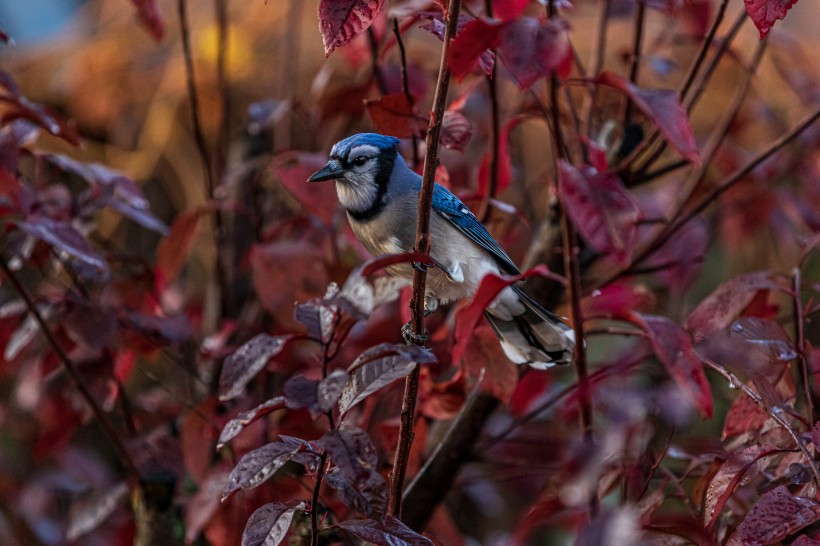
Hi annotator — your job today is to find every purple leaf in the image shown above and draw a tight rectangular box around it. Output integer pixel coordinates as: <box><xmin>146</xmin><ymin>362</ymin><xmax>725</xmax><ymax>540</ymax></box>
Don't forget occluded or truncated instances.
<box><xmin>242</xmin><ymin>501</ymin><xmax>306</xmax><ymax>546</ymax></box>
<box><xmin>318</xmin><ymin>428</ymin><xmax>386</xmax><ymax>516</ymax></box>
<box><xmin>685</xmin><ymin>271</ymin><xmax>786</xmax><ymax>342</ymax></box>
<box><xmin>219</xmin><ymin>334</ymin><xmax>293</xmax><ymax>401</ymax></box>
<box><xmin>318</xmin><ymin>369</ymin><xmax>349</xmax><ymax>412</ymax></box>
<box><xmin>16</xmin><ymin>217</ymin><xmax>108</xmax><ymax>272</ymax></box>
<box><xmin>294</xmin><ymin>284</ymin><xmax>345</xmax><ymax>343</ymax></box>
<box><xmin>497</xmin><ymin>17</ymin><xmax>572</xmax><ymax>88</ymax></box>
<box><xmin>595</xmin><ymin>71</ymin><xmax>700</xmax><ymax>166</ymax></box>
<box><xmin>558</xmin><ymin>161</ymin><xmax>640</xmax><ymax>266</ymax></box>
<box><xmin>337</xmin><ymin>516</ymin><xmax>434</xmax><ymax>546</ymax></box>
<box><xmin>66</xmin><ymin>482</ymin><xmax>129</xmax><ymax>541</ymax></box>
<box><xmin>318</xmin><ymin>0</ymin><xmax>386</xmax><ymax>56</ymax></box>
<box><xmin>324</xmin><ymin>470</ymin><xmax>387</xmax><ymax>517</ymax></box>
<box><xmin>222</xmin><ymin>439</ymin><xmax>301</xmax><ymax>502</ymax></box>
<box><xmin>340</xmin><ymin>344</ymin><xmax>436</xmax><ymax>415</ymax></box>
<box><xmin>218</xmin><ymin>397</ymin><xmax>287</xmax><ymax>450</ymax></box>
<box><xmin>284</xmin><ymin>376</ymin><xmax>319</xmax><ymax>411</ymax></box>
<box><xmin>733</xmin><ymin>486</ymin><xmax>820</xmax><ymax>544</ymax></box>
<box><xmin>440</xmin><ymin>110</ymin><xmax>473</xmax><ymax>150</ymax></box>
<box><xmin>0</xmin><ymin>71</ymin><xmax>80</xmax><ymax>146</ymax></box>
<box><xmin>628</xmin><ymin>313</ymin><xmax>713</xmax><ymax>417</ymax></box>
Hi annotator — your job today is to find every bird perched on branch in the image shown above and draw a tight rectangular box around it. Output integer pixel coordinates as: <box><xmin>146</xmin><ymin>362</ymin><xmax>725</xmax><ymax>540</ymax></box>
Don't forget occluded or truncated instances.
<box><xmin>308</xmin><ymin>133</ymin><xmax>574</xmax><ymax>368</ymax></box>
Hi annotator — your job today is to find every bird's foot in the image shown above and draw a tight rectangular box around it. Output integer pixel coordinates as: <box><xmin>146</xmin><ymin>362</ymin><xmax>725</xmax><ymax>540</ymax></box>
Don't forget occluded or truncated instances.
<box><xmin>402</xmin><ymin>322</ymin><xmax>430</xmax><ymax>346</ymax></box>
<box><xmin>412</xmin><ymin>261</ymin><xmax>429</xmax><ymax>273</ymax></box>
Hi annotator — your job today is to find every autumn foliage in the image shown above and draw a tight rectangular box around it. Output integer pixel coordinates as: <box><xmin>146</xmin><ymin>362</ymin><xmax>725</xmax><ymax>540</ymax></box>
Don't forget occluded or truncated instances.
<box><xmin>0</xmin><ymin>0</ymin><xmax>818</xmax><ymax>545</ymax></box>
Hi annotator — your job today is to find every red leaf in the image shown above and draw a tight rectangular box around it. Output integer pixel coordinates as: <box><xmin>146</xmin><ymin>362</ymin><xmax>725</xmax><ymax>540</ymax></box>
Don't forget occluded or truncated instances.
<box><xmin>250</xmin><ymin>242</ymin><xmax>330</xmax><ymax>319</ymax></box>
<box><xmin>734</xmin><ymin>486</ymin><xmax>820</xmax><ymax>545</ymax></box>
<box><xmin>318</xmin><ymin>428</ymin><xmax>387</xmax><ymax>516</ymax></box>
<box><xmin>440</xmin><ymin>110</ymin><xmax>473</xmax><ymax>150</ymax></box>
<box><xmin>497</xmin><ymin>17</ymin><xmax>571</xmax><ymax>88</ymax></box>
<box><xmin>337</xmin><ymin>516</ymin><xmax>434</xmax><ymax>546</ymax></box>
<box><xmin>628</xmin><ymin>313</ymin><xmax>713</xmax><ymax>417</ymax></box>
<box><xmin>218</xmin><ymin>334</ymin><xmax>294</xmax><ymax>401</ymax></box>
<box><xmin>340</xmin><ymin>343</ymin><xmax>436</xmax><ymax>415</ymax></box>
<box><xmin>558</xmin><ymin>161</ymin><xmax>640</xmax><ymax>266</ymax></box>
<box><xmin>492</xmin><ymin>0</ymin><xmax>530</xmax><ymax>20</ymax></box>
<box><xmin>452</xmin><ymin>264</ymin><xmax>560</xmax><ymax>365</ymax></box>
<box><xmin>595</xmin><ymin>71</ymin><xmax>700</xmax><ymax>166</ymax></box>
<box><xmin>477</xmin><ymin>116</ymin><xmax>522</xmax><ymax>197</ymax></box>
<box><xmin>447</xmin><ymin>18</ymin><xmax>505</xmax><ymax>79</ymax></box>
<box><xmin>743</xmin><ymin>0</ymin><xmax>797</xmax><ymax>39</ymax></box>
<box><xmin>222</xmin><ymin>439</ymin><xmax>301</xmax><ymax>501</ymax></box>
<box><xmin>218</xmin><ymin>397</ymin><xmax>287</xmax><ymax>450</ymax></box>
<box><xmin>685</xmin><ymin>271</ymin><xmax>786</xmax><ymax>342</ymax></box>
<box><xmin>463</xmin><ymin>324</ymin><xmax>518</xmax><ymax>404</ymax></box>
<box><xmin>508</xmin><ymin>372</ymin><xmax>550</xmax><ymax>417</ymax></box>
<box><xmin>643</xmin><ymin>217</ymin><xmax>709</xmax><ymax>294</ymax></box>
<box><xmin>271</xmin><ymin>151</ymin><xmax>340</xmax><ymax>225</ymax></box>
<box><xmin>185</xmin><ymin>465</ymin><xmax>232</xmax><ymax>543</ymax></box>
<box><xmin>421</xmin><ymin>14</ymin><xmax>496</xmax><ymax>77</ymax></box>
<box><xmin>0</xmin><ymin>71</ymin><xmax>80</xmax><ymax>146</ymax></box>
<box><xmin>156</xmin><ymin>209</ymin><xmax>202</xmax><ymax>286</ymax></box>
<box><xmin>365</xmin><ymin>92</ymin><xmax>418</xmax><ymax>137</ymax></box>
<box><xmin>580</xmin><ymin>282</ymin><xmax>655</xmax><ymax>319</ymax></box>
<box><xmin>242</xmin><ymin>501</ymin><xmax>306</xmax><ymax>546</ymax></box>
<box><xmin>318</xmin><ymin>0</ymin><xmax>386</xmax><ymax>56</ymax></box>
<box><xmin>128</xmin><ymin>0</ymin><xmax>164</xmax><ymax>42</ymax></box>
<box><xmin>722</xmin><ymin>393</ymin><xmax>768</xmax><ymax>439</ymax></box>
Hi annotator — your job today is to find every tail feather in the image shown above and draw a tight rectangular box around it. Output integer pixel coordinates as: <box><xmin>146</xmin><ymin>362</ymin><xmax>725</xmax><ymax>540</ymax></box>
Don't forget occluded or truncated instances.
<box><xmin>484</xmin><ymin>287</ymin><xmax>575</xmax><ymax>369</ymax></box>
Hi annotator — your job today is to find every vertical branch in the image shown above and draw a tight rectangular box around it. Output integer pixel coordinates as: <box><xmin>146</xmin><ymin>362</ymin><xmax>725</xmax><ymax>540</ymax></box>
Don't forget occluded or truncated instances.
<box><xmin>623</xmin><ymin>1</ymin><xmax>645</xmax><ymax>125</ymax></box>
<box><xmin>479</xmin><ymin>0</ymin><xmax>500</xmax><ymax>222</ymax></box>
<box><xmin>310</xmin><ymin>335</ymin><xmax>336</xmax><ymax>546</ymax></box>
<box><xmin>367</xmin><ymin>27</ymin><xmax>388</xmax><ymax>95</ymax></box>
<box><xmin>214</xmin><ymin>0</ymin><xmax>231</xmax><ymax>184</ymax></box>
<box><xmin>392</xmin><ymin>17</ymin><xmax>420</xmax><ymax>168</ymax></box>
<box><xmin>793</xmin><ymin>267</ymin><xmax>813</xmax><ymax>424</ymax></box>
<box><xmin>177</xmin><ymin>0</ymin><xmax>231</xmax><ymax>319</ymax></box>
<box><xmin>584</xmin><ymin>0</ymin><xmax>611</xmax><ymax>142</ymax></box>
<box><xmin>0</xmin><ymin>259</ymin><xmax>140</xmax><ymax>484</ymax></box>
<box><xmin>548</xmin><ymin>0</ymin><xmax>596</xmax><ymax>517</ymax></box>
<box><xmin>388</xmin><ymin>0</ymin><xmax>462</xmax><ymax>519</ymax></box>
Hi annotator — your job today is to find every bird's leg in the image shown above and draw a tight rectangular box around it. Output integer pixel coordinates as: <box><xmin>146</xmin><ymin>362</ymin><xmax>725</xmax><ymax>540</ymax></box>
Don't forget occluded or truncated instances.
<box><xmin>411</xmin><ymin>261</ymin><xmax>429</xmax><ymax>273</ymax></box>
<box><xmin>401</xmin><ymin>294</ymin><xmax>438</xmax><ymax>345</ymax></box>
<box><xmin>424</xmin><ymin>294</ymin><xmax>439</xmax><ymax>317</ymax></box>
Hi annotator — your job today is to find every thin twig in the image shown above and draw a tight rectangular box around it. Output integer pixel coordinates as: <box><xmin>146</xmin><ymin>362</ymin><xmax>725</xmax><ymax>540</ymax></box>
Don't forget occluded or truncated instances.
<box><xmin>623</xmin><ymin>1</ymin><xmax>645</xmax><ymax>125</ymax></box>
<box><xmin>702</xmin><ymin>357</ymin><xmax>820</xmax><ymax>486</ymax></box>
<box><xmin>392</xmin><ymin>17</ymin><xmax>420</xmax><ymax>168</ymax></box>
<box><xmin>793</xmin><ymin>267</ymin><xmax>814</xmax><ymax>423</ymax></box>
<box><xmin>214</xmin><ymin>0</ymin><xmax>230</xmax><ymax>184</ymax></box>
<box><xmin>367</xmin><ymin>27</ymin><xmax>388</xmax><ymax>95</ymax></box>
<box><xmin>389</xmin><ymin>0</ymin><xmax>462</xmax><ymax>519</ymax></box>
<box><xmin>479</xmin><ymin>0</ymin><xmax>500</xmax><ymax>223</ymax></box>
<box><xmin>584</xmin><ymin>0</ymin><xmax>611</xmax><ymax>144</ymax></box>
<box><xmin>0</xmin><ymin>259</ymin><xmax>140</xmax><ymax>484</ymax></box>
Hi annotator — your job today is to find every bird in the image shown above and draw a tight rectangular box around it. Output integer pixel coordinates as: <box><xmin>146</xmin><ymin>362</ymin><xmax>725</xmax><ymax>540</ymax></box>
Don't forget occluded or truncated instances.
<box><xmin>307</xmin><ymin>133</ymin><xmax>575</xmax><ymax>368</ymax></box>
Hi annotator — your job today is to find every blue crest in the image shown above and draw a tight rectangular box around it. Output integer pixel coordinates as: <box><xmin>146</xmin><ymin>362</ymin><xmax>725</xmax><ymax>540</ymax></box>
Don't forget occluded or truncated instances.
<box><xmin>331</xmin><ymin>133</ymin><xmax>400</xmax><ymax>159</ymax></box>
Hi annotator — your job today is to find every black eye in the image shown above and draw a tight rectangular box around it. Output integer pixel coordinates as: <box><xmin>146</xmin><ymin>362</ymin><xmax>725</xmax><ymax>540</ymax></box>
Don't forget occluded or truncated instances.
<box><xmin>351</xmin><ymin>156</ymin><xmax>368</xmax><ymax>167</ymax></box>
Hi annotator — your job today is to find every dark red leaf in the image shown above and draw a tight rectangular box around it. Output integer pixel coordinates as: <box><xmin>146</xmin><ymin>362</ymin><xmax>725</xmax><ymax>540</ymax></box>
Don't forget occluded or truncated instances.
<box><xmin>126</xmin><ymin>311</ymin><xmax>192</xmax><ymax>344</ymax></box>
<box><xmin>722</xmin><ymin>393</ymin><xmax>768</xmax><ymax>439</ymax></box>
<box><xmin>477</xmin><ymin>116</ymin><xmax>522</xmax><ymax>197</ymax></box>
<box><xmin>463</xmin><ymin>324</ymin><xmax>518</xmax><ymax>404</ymax></box>
<box><xmin>421</xmin><ymin>14</ymin><xmax>496</xmax><ymax>76</ymax></box>
<box><xmin>440</xmin><ymin>110</ymin><xmax>473</xmax><ymax>150</ymax></box>
<box><xmin>580</xmin><ymin>282</ymin><xmax>655</xmax><ymax>320</ymax></box>
<box><xmin>16</xmin><ymin>217</ymin><xmax>108</xmax><ymax>272</ymax></box>
<box><xmin>743</xmin><ymin>0</ymin><xmax>797</xmax><ymax>39</ymax></box>
<box><xmin>595</xmin><ymin>71</ymin><xmax>700</xmax><ymax>166</ymax></box>
<box><xmin>793</xmin><ymin>535</ymin><xmax>820</xmax><ymax>546</ymax></box>
<box><xmin>318</xmin><ymin>0</ymin><xmax>386</xmax><ymax>56</ymax></box>
<box><xmin>497</xmin><ymin>17</ymin><xmax>571</xmax><ymax>88</ymax></box>
<box><xmin>156</xmin><ymin>209</ymin><xmax>202</xmax><ymax>286</ymax></box>
<box><xmin>447</xmin><ymin>18</ymin><xmax>505</xmax><ymax>79</ymax></box>
<box><xmin>734</xmin><ymin>485</ymin><xmax>820</xmax><ymax>545</ymax></box>
<box><xmin>222</xmin><ymin>439</ymin><xmax>301</xmax><ymax>501</ymax></box>
<box><xmin>251</xmin><ymin>242</ymin><xmax>330</xmax><ymax>320</ymax></box>
<box><xmin>340</xmin><ymin>343</ymin><xmax>436</xmax><ymax>415</ymax></box>
<box><xmin>218</xmin><ymin>397</ymin><xmax>287</xmax><ymax>450</ymax></box>
<box><xmin>697</xmin><ymin>317</ymin><xmax>797</xmax><ymax>380</ymax></box>
<box><xmin>358</xmin><ymin>251</ymin><xmax>434</xmax><ymax>277</ymax></box>
<box><xmin>685</xmin><ymin>272</ymin><xmax>787</xmax><ymax>342</ymax></box>
<box><xmin>242</xmin><ymin>501</ymin><xmax>306</xmax><ymax>546</ymax></box>
<box><xmin>271</xmin><ymin>151</ymin><xmax>340</xmax><ymax>225</ymax></box>
<box><xmin>337</xmin><ymin>516</ymin><xmax>434</xmax><ymax>546</ymax></box>
<box><xmin>219</xmin><ymin>334</ymin><xmax>293</xmax><ymax>401</ymax></box>
<box><xmin>628</xmin><ymin>313</ymin><xmax>713</xmax><ymax>417</ymax></box>
<box><xmin>185</xmin><ymin>465</ymin><xmax>232</xmax><ymax>543</ymax></box>
<box><xmin>0</xmin><ymin>71</ymin><xmax>80</xmax><ymax>146</ymax></box>
<box><xmin>558</xmin><ymin>161</ymin><xmax>640</xmax><ymax>266</ymax></box>
<box><xmin>642</xmin><ymin>217</ymin><xmax>709</xmax><ymax>294</ymax></box>
<box><xmin>128</xmin><ymin>0</ymin><xmax>165</xmax><ymax>42</ymax></box>
<box><xmin>492</xmin><ymin>0</ymin><xmax>529</xmax><ymax>20</ymax></box>
<box><xmin>452</xmin><ymin>264</ymin><xmax>560</xmax><ymax>366</ymax></box>
<box><xmin>365</xmin><ymin>92</ymin><xmax>419</xmax><ymax>138</ymax></box>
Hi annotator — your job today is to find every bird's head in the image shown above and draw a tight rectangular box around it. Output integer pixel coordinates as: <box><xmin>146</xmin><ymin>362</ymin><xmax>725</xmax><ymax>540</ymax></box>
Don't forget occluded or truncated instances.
<box><xmin>308</xmin><ymin>133</ymin><xmax>401</xmax><ymax>217</ymax></box>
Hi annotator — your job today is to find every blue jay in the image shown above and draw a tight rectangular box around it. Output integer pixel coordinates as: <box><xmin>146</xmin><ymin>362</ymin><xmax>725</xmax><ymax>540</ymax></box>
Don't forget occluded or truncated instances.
<box><xmin>308</xmin><ymin>133</ymin><xmax>574</xmax><ymax>368</ymax></box>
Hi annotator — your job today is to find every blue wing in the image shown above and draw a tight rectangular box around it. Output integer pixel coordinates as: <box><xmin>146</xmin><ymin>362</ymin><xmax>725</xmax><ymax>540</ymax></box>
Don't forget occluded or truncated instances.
<box><xmin>431</xmin><ymin>184</ymin><xmax>520</xmax><ymax>275</ymax></box>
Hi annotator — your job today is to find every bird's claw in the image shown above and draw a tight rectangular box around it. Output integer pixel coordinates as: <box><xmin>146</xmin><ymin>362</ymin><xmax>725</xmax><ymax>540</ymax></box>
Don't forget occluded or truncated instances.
<box><xmin>402</xmin><ymin>322</ymin><xmax>430</xmax><ymax>346</ymax></box>
<box><xmin>412</xmin><ymin>261</ymin><xmax>429</xmax><ymax>273</ymax></box>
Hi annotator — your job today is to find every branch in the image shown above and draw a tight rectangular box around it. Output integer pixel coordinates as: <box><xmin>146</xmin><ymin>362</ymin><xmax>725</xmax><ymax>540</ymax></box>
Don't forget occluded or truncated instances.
<box><xmin>793</xmin><ymin>267</ymin><xmax>814</xmax><ymax>424</ymax></box>
<box><xmin>622</xmin><ymin>1</ymin><xmax>645</xmax><ymax>125</ymax></box>
<box><xmin>479</xmin><ymin>0</ymin><xmax>500</xmax><ymax>223</ymax></box>
<box><xmin>0</xmin><ymin>259</ymin><xmax>139</xmax><ymax>484</ymax></box>
<box><xmin>367</xmin><ymin>27</ymin><xmax>388</xmax><ymax>95</ymax></box>
<box><xmin>392</xmin><ymin>17</ymin><xmax>420</xmax><ymax>168</ymax></box>
<box><xmin>388</xmin><ymin>0</ymin><xmax>462</xmax><ymax>519</ymax></box>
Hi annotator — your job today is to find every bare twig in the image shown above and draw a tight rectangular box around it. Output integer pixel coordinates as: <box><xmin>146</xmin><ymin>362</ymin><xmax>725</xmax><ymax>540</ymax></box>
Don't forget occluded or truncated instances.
<box><xmin>367</xmin><ymin>27</ymin><xmax>388</xmax><ymax>95</ymax></box>
<box><xmin>214</xmin><ymin>0</ymin><xmax>230</xmax><ymax>184</ymax></box>
<box><xmin>623</xmin><ymin>1</ymin><xmax>645</xmax><ymax>125</ymax></box>
<box><xmin>392</xmin><ymin>17</ymin><xmax>420</xmax><ymax>168</ymax></box>
<box><xmin>388</xmin><ymin>0</ymin><xmax>463</xmax><ymax>519</ymax></box>
<box><xmin>0</xmin><ymin>259</ymin><xmax>140</xmax><ymax>484</ymax></box>
<box><xmin>479</xmin><ymin>0</ymin><xmax>501</xmax><ymax>223</ymax></box>
<box><xmin>793</xmin><ymin>267</ymin><xmax>814</xmax><ymax>424</ymax></box>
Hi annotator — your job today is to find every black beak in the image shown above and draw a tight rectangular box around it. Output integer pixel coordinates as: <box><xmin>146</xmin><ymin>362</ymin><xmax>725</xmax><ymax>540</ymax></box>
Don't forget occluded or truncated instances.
<box><xmin>307</xmin><ymin>161</ymin><xmax>344</xmax><ymax>182</ymax></box>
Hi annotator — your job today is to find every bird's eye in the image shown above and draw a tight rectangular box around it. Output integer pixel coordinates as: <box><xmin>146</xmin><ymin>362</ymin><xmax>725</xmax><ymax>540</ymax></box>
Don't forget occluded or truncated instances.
<box><xmin>351</xmin><ymin>156</ymin><xmax>368</xmax><ymax>167</ymax></box>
